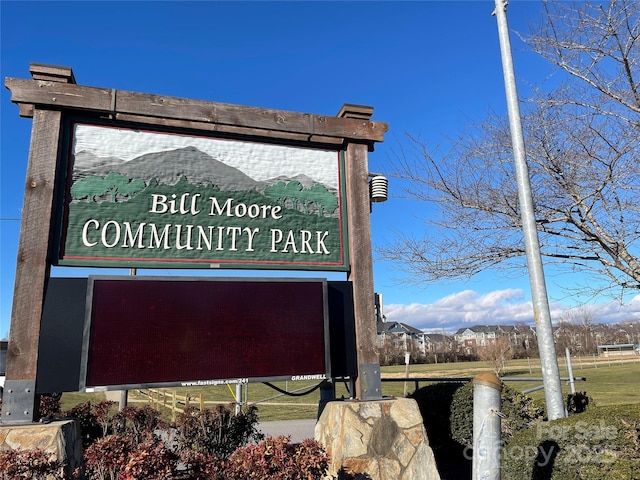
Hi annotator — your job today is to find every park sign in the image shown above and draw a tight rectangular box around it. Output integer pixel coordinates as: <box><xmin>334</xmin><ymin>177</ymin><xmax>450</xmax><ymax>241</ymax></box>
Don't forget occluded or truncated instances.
<box><xmin>2</xmin><ymin>64</ymin><xmax>387</xmax><ymax>424</ymax></box>
<box><xmin>59</xmin><ymin>123</ymin><xmax>348</xmax><ymax>270</ymax></box>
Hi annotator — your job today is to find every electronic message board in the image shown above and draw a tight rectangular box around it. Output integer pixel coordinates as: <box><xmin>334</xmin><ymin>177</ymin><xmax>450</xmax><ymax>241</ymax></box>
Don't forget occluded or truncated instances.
<box><xmin>80</xmin><ymin>276</ymin><xmax>330</xmax><ymax>390</ymax></box>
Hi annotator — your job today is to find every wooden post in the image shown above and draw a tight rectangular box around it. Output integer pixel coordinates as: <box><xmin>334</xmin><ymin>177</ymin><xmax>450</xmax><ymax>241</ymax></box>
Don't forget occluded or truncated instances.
<box><xmin>1</xmin><ymin>65</ymin><xmax>73</xmax><ymax>424</ymax></box>
<box><xmin>339</xmin><ymin>104</ymin><xmax>382</xmax><ymax>400</ymax></box>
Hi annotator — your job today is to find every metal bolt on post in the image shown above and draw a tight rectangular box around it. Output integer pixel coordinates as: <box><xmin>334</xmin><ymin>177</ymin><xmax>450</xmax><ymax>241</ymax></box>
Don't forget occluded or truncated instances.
<box><xmin>473</xmin><ymin>372</ymin><xmax>503</xmax><ymax>480</ymax></box>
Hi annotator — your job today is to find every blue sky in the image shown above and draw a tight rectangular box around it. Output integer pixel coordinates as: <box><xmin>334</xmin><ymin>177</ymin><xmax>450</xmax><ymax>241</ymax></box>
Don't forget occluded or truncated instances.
<box><xmin>2</xmin><ymin>0</ymin><xmax>639</xmax><ymax>338</ymax></box>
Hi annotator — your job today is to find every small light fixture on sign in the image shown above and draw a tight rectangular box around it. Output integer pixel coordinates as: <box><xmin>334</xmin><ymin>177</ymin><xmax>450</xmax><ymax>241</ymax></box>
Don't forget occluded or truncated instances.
<box><xmin>369</xmin><ymin>175</ymin><xmax>388</xmax><ymax>203</ymax></box>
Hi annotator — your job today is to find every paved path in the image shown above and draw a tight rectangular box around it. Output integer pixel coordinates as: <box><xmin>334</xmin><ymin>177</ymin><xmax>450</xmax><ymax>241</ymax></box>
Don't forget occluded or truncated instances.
<box><xmin>257</xmin><ymin>418</ymin><xmax>317</xmax><ymax>443</ymax></box>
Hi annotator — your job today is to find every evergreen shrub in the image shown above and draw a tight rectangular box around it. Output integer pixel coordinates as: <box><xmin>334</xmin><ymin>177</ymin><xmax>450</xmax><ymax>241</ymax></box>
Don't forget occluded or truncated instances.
<box><xmin>501</xmin><ymin>404</ymin><xmax>640</xmax><ymax>480</ymax></box>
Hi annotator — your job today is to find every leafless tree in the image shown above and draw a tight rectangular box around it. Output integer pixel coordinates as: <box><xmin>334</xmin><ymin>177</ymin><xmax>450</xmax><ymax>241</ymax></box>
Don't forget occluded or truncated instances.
<box><xmin>383</xmin><ymin>0</ymin><xmax>640</xmax><ymax>298</ymax></box>
<box><xmin>477</xmin><ymin>336</ymin><xmax>514</xmax><ymax>375</ymax></box>
<box><xmin>555</xmin><ymin>306</ymin><xmax>598</xmax><ymax>354</ymax></box>
<box><xmin>558</xmin><ymin>306</ymin><xmax>598</xmax><ymax>354</ymax></box>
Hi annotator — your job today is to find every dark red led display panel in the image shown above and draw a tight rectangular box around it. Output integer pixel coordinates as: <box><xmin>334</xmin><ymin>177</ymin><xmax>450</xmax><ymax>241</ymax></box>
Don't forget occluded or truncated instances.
<box><xmin>80</xmin><ymin>276</ymin><xmax>329</xmax><ymax>389</ymax></box>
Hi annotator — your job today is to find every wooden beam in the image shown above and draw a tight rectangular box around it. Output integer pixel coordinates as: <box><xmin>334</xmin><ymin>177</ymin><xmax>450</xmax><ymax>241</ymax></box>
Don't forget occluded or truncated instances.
<box><xmin>2</xmin><ymin>109</ymin><xmax>62</xmax><ymax>423</ymax></box>
<box><xmin>6</xmin><ymin>109</ymin><xmax>61</xmax><ymax>379</ymax></box>
<box><xmin>5</xmin><ymin>76</ymin><xmax>387</xmax><ymax>148</ymax></box>
<box><xmin>114</xmin><ymin>113</ymin><xmax>346</xmax><ymax>146</ymax></box>
<box><xmin>341</xmin><ymin>105</ymin><xmax>382</xmax><ymax>400</ymax></box>
<box><xmin>5</xmin><ymin>78</ymin><xmax>112</xmax><ymax>116</ymax></box>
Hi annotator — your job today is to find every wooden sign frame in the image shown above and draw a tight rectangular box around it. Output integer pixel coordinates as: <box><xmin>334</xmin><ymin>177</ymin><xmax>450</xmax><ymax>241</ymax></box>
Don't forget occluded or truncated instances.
<box><xmin>2</xmin><ymin>63</ymin><xmax>387</xmax><ymax>423</ymax></box>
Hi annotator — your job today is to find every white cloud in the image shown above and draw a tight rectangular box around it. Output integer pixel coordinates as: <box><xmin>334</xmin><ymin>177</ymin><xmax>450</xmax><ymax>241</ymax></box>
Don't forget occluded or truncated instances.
<box><xmin>384</xmin><ymin>290</ymin><xmax>640</xmax><ymax>333</ymax></box>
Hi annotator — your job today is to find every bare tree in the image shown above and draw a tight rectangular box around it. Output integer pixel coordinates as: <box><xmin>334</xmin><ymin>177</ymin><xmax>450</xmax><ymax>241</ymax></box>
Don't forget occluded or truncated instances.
<box><xmin>477</xmin><ymin>336</ymin><xmax>514</xmax><ymax>376</ymax></box>
<box><xmin>383</xmin><ymin>0</ymin><xmax>640</xmax><ymax>297</ymax></box>
<box><xmin>558</xmin><ymin>306</ymin><xmax>598</xmax><ymax>354</ymax></box>
<box><xmin>528</xmin><ymin>0</ymin><xmax>640</xmax><ymax>117</ymax></box>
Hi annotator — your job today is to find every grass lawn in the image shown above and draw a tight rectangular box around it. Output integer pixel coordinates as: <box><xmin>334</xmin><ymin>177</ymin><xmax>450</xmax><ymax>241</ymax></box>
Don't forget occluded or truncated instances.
<box><xmin>58</xmin><ymin>357</ymin><xmax>640</xmax><ymax>421</ymax></box>
<box><xmin>506</xmin><ymin>362</ymin><xmax>640</xmax><ymax>407</ymax></box>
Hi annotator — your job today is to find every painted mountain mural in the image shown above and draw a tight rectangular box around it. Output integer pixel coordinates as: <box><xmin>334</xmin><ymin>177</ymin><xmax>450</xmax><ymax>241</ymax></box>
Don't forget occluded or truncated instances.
<box><xmin>74</xmin><ymin>147</ymin><xmax>336</xmax><ymax>194</ymax></box>
<box><xmin>76</xmin><ymin>146</ymin><xmax>265</xmax><ymax>191</ymax></box>
<box><xmin>70</xmin><ymin>147</ymin><xmax>339</xmax><ymax>217</ymax></box>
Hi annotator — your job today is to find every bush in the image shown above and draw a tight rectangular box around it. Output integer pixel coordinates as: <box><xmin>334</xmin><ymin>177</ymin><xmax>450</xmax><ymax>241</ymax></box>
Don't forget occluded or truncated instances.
<box><xmin>178</xmin><ymin>450</ymin><xmax>227</xmax><ymax>480</ymax></box>
<box><xmin>449</xmin><ymin>380</ymin><xmax>544</xmax><ymax>447</ymax></box>
<box><xmin>5</xmin><ymin>401</ymin><xmax>341</xmax><ymax>479</ymax></box>
<box><xmin>502</xmin><ymin>404</ymin><xmax>640</xmax><ymax>480</ymax></box>
<box><xmin>64</xmin><ymin>400</ymin><xmax>115</xmax><ymax>447</ymax></box>
<box><xmin>119</xmin><ymin>438</ymin><xmax>178</xmax><ymax>480</ymax></box>
<box><xmin>84</xmin><ymin>435</ymin><xmax>132</xmax><ymax>480</ymax></box>
<box><xmin>79</xmin><ymin>403</ymin><xmax>263</xmax><ymax>478</ymax></box>
<box><xmin>39</xmin><ymin>393</ymin><xmax>63</xmax><ymax>419</ymax></box>
<box><xmin>225</xmin><ymin>436</ymin><xmax>329</xmax><ymax>480</ymax></box>
<box><xmin>0</xmin><ymin>448</ymin><xmax>66</xmax><ymax>479</ymax></box>
<box><xmin>409</xmin><ymin>380</ymin><xmax>545</xmax><ymax>479</ymax></box>
<box><xmin>174</xmin><ymin>404</ymin><xmax>263</xmax><ymax>458</ymax></box>
<box><xmin>409</xmin><ymin>382</ymin><xmax>466</xmax><ymax>453</ymax></box>
<box><xmin>111</xmin><ymin>405</ymin><xmax>166</xmax><ymax>446</ymax></box>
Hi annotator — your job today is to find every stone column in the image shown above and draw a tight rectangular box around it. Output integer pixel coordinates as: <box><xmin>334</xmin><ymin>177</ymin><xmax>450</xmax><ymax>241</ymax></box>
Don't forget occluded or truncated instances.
<box><xmin>315</xmin><ymin>397</ymin><xmax>441</xmax><ymax>479</ymax></box>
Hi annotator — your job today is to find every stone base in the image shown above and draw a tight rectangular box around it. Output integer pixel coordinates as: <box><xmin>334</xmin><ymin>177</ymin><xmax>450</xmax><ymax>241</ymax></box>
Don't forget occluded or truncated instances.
<box><xmin>0</xmin><ymin>419</ymin><xmax>83</xmax><ymax>477</ymax></box>
<box><xmin>315</xmin><ymin>397</ymin><xmax>441</xmax><ymax>480</ymax></box>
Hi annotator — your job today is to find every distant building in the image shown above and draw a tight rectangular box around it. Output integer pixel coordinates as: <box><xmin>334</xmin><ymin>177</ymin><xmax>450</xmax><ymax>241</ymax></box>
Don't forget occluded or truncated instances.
<box><xmin>596</xmin><ymin>343</ymin><xmax>639</xmax><ymax>357</ymax></box>
<box><xmin>454</xmin><ymin>324</ymin><xmax>536</xmax><ymax>353</ymax></box>
<box><xmin>375</xmin><ymin>315</ymin><xmax>455</xmax><ymax>365</ymax></box>
<box><xmin>422</xmin><ymin>333</ymin><xmax>453</xmax><ymax>353</ymax></box>
<box><xmin>377</xmin><ymin>319</ymin><xmax>429</xmax><ymax>355</ymax></box>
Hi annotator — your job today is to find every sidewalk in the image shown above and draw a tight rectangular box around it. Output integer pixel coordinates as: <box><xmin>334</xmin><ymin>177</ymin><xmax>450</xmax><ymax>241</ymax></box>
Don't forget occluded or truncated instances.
<box><xmin>257</xmin><ymin>418</ymin><xmax>317</xmax><ymax>443</ymax></box>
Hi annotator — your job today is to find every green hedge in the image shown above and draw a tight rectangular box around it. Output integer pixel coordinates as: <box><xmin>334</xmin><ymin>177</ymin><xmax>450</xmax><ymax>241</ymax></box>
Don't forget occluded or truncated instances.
<box><xmin>502</xmin><ymin>404</ymin><xmax>640</xmax><ymax>479</ymax></box>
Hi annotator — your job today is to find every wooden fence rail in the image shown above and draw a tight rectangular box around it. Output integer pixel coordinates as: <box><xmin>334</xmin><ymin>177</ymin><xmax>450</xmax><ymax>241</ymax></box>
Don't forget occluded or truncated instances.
<box><xmin>522</xmin><ymin>353</ymin><xmax>640</xmax><ymax>374</ymax></box>
<box><xmin>135</xmin><ymin>389</ymin><xmax>205</xmax><ymax>421</ymax></box>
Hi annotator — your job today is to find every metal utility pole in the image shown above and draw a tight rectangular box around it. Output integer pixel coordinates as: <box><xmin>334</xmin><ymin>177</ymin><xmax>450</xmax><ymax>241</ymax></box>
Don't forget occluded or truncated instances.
<box><xmin>493</xmin><ymin>0</ymin><xmax>566</xmax><ymax>420</ymax></box>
